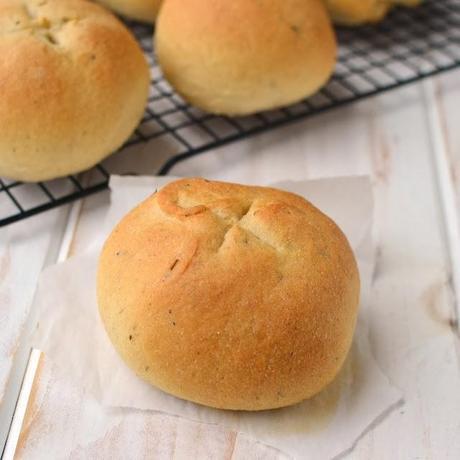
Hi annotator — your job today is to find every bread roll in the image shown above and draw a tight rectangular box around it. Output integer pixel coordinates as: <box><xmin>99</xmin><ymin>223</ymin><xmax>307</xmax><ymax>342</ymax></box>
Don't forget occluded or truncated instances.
<box><xmin>97</xmin><ymin>178</ymin><xmax>360</xmax><ymax>411</ymax></box>
<box><xmin>155</xmin><ymin>0</ymin><xmax>336</xmax><ymax>115</ymax></box>
<box><xmin>325</xmin><ymin>0</ymin><xmax>422</xmax><ymax>25</ymax></box>
<box><xmin>0</xmin><ymin>0</ymin><xmax>149</xmax><ymax>182</ymax></box>
<box><xmin>95</xmin><ymin>0</ymin><xmax>162</xmax><ymax>23</ymax></box>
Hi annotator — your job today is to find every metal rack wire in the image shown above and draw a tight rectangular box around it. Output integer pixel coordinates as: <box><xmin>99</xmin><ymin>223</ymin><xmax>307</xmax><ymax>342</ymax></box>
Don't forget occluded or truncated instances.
<box><xmin>1</xmin><ymin>0</ymin><xmax>459</xmax><ymax>226</ymax></box>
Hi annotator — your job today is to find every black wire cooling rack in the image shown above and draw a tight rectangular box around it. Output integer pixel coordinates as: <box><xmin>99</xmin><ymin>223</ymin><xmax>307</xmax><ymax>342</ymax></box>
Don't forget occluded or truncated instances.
<box><xmin>1</xmin><ymin>0</ymin><xmax>460</xmax><ymax>226</ymax></box>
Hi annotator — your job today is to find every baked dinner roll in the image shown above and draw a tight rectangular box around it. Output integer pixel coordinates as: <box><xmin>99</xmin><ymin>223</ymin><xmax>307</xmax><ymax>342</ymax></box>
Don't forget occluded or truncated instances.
<box><xmin>325</xmin><ymin>0</ymin><xmax>422</xmax><ymax>25</ymax></box>
<box><xmin>155</xmin><ymin>0</ymin><xmax>336</xmax><ymax>115</ymax></box>
<box><xmin>0</xmin><ymin>0</ymin><xmax>149</xmax><ymax>182</ymax></box>
<box><xmin>98</xmin><ymin>178</ymin><xmax>360</xmax><ymax>411</ymax></box>
<box><xmin>95</xmin><ymin>0</ymin><xmax>162</xmax><ymax>23</ymax></box>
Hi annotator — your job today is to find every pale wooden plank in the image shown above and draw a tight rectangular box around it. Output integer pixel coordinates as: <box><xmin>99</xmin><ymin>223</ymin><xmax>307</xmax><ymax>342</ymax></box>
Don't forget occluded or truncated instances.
<box><xmin>434</xmin><ymin>71</ymin><xmax>460</xmax><ymax>209</ymax></box>
<box><xmin>0</xmin><ymin>212</ymin><xmax>62</xmax><ymax>401</ymax></box>
<box><xmin>66</xmin><ymin>190</ymin><xmax>110</xmax><ymax>257</ymax></box>
<box><xmin>14</xmin><ymin>358</ymin><xmax>285</xmax><ymax>459</ymax></box>
<box><xmin>432</xmin><ymin>71</ymin><xmax>460</xmax><ymax>321</ymax></box>
<box><xmin>348</xmin><ymin>75</ymin><xmax>460</xmax><ymax>459</ymax></box>
<box><xmin>0</xmin><ymin>206</ymin><xmax>69</xmax><ymax>450</ymax></box>
<box><xmin>3</xmin><ymin>199</ymin><xmax>84</xmax><ymax>457</ymax></box>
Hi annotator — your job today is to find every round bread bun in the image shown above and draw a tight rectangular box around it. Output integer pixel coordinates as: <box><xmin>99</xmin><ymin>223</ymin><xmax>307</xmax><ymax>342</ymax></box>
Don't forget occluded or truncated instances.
<box><xmin>97</xmin><ymin>178</ymin><xmax>360</xmax><ymax>411</ymax></box>
<box><xmin>325</xmin><ymin>0</ymin><xmax>422</xmax><ymax>25</ymax></box>
<box><xmin>155</xmin><ymin>0</ymin><xmax>337</xmax><ymax>116</ymax></box>
<box><xmin>0</xmin><ymin>0</ymin><xmax>149</xmax><ymax>182</ymax></box>
<box><xmin>95</xmin><ymin>0</ymin><xmax>162</xmax><ymax>23</ymax></box>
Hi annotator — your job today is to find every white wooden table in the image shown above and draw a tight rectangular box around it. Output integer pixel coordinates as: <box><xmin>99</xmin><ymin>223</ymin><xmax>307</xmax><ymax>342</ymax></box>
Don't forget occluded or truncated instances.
<box><xmin>1</xmin><ymin>73</ymin><xmax>459</xmax><ymax>459</ymax></box>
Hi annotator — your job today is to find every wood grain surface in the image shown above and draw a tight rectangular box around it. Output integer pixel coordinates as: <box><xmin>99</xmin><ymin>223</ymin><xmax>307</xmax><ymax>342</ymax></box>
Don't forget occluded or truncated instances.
<box><xmin>2</xmin><ymin>71</ymin><xmax>460</xmax><ymax>459</ymax></box>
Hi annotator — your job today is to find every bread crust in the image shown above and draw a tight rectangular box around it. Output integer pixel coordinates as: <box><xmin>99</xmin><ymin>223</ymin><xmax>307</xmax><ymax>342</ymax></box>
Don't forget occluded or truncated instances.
<box><xmin>155</xmin><ymin>0</ymin><xmax>337</xmax><ymax>115</ymax></box>
<box><xmin>96</xmin><ymin>0</ymin><xmax>161</xmax><ymax>23</ymax></box>
<box><xmin>98</xmin><ymin>178</ymin><xmax>360</xmax><ymax>410</ymax></box>
<box><xmin>325</xmin><ymin>0</ymin><xmax>422</xmax><ymax>25</ymax></box>
<box><xmin>0</xmin><ymin>0</ymin><xmax>149</xmax><ymax>181</ymax></box>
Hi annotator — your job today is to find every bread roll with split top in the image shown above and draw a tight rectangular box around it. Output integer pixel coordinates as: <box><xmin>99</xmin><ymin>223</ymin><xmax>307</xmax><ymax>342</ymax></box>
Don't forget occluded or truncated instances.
<box><xmin>97</xmin><ymin>178</ymin><xmax>360</xmax><ymax>411</ymax></box>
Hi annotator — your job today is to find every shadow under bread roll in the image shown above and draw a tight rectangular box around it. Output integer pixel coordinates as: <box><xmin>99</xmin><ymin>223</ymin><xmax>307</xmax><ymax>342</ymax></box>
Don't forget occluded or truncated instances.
<box><xmin>155</xmin><ymin>0</ymin><xmax>337</xmax><ymax>116</ymax></box>
<box><xmin>97</xmin><ymin>178</ymin><xmax>360</xmax><ymax>411</ymax></box>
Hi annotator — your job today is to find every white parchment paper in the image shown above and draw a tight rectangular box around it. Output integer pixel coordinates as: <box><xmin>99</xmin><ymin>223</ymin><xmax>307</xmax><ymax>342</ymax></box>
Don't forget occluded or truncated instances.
<box><xmin>33</xmin><ymin>175</ymin><xmax>401</xmax><ymax>459</ymax></box>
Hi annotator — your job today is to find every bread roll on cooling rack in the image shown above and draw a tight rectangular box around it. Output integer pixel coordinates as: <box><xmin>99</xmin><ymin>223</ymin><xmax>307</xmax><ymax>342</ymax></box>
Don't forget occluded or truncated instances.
<box><xmin>0</xmin><ymin>0</ymin><xmax>149</xmax><ymax>182</ymax></box>
<box><xmin>97</xmin><ymin>178</ymin><xmax>360</xmax><ymax>411</ymax></box>
<box><xmin>155</xmin><ymin>0</ymin><xmax>337</xmax><ymax>116</ymax></box>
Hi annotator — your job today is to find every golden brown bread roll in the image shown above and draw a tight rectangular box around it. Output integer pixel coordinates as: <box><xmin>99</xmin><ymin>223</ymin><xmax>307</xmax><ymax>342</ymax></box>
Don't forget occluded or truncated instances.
<box><xmin>155</xmin><ymin>0</ymin><xmax>337</xmax><ymax>115</ymax></box>
<box><xmin>0</xmin><ymin>0</ymin><xmax>149</xmax><ymax>182</ymax></box>
<box><xmin>95</xmin><ymin>0</ymin><xmax>161</xmax><ymax>23</ymax></box>
<box><xmin>97</xmin><ymin>178</ymin><xmax>360</xmax><ymax>411</ymax></box>
<box><xmin>325</xmin><ymin>0</ymin><xmax>422</xmax><ymax>25</ymax></box>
